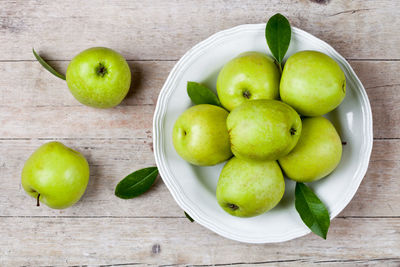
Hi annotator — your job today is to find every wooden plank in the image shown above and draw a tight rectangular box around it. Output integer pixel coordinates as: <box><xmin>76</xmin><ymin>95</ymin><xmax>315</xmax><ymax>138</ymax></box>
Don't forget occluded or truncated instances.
<box><xmin>0</xmin><ymin>61</ymin><xmax>174</xmax><ymax>108</ymax></box>
<box><xmin>0</xmin><ymin>1</ymin><xmax>398</xmax><ymax>266</ymax></box>
<box><xmin>341</xmin><ymin>140</ymin><xmax>400</xmax><ymax>217</ymax></box>
<box><xmin>0</xmin><ymin>0</ymin><xmax>399</xmax><ymax>61</ymax></box>
<box><xmin>1</xmin><ymin>60</ymin><xmax>400</xmax><ymax>138</ymax></box>
<box><xmin>0</xmin><ymin>217</ymin><xmax>399</xmax><ymax>266</ymax></box>
<box><xmin>350</xmin><ymin>61</ymin><xmax>400</xmax><ymax>139</ymax></box>
<box><xmin>1</xmin><ymin>139</ymin><xmax>398</xmax><ymax>217</ymax></box>
<box><xmin>0</xmin><ymin>138</ymin><xmax>182</xmax><ymax>217</ymax></box>
<box><xmin>0</xmin><ymin>105</ymin><xmax>154</xmax><ymax>139</ymax></box>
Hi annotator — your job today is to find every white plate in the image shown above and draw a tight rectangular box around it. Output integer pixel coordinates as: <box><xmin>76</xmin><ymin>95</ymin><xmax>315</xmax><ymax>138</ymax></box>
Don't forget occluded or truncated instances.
<box><xmin>153</xmin><ymin>24</ymin><xmax>373</xmax><ymax>243</ymax></box>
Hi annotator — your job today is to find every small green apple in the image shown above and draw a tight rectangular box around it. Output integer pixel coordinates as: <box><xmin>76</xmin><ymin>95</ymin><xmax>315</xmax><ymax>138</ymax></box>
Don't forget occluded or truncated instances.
<box><xmin>21</xmin><ymin>142</ymin><xmax>90</xmax><ymax>209</ymax></box>
<box><xmin>216</xmin><ymin>157</ymin><xmax>285</xmax><ymax>217</ymax></box>
<box><xmin>280</xmin><ymin>50</ymin><xmax>346</xmax><ymax>116</ymax></box>
<box><xmin>216</xmin><ymin>51</ymin><xmax>280</xmax><ymax>111</ymax></box>
<box><xmin>278</xmin><ymin>116</ymin><xmax>342</xmax><ymax>182</ymax></box>
<box><xmin>66</xmin><ymin>47</ymin><xmax>131</xmax><ymax>108</ymax></box>
<box><xmin>172</xmin><ymin>104</ymin><xmax>232</xmax><ymax>166</ymax></box>
<box><xmin>227</xmin><ymin>99</ymin><xmax>302</xmax><ymax>161</ymax></box>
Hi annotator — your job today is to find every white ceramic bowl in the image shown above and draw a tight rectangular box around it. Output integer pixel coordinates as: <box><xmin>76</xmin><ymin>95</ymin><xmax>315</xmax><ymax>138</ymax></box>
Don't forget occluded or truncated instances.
<box><xmin>153</xmin><ymin>24</ymin><xmax>373</xmax><ymax>243</ymax></box>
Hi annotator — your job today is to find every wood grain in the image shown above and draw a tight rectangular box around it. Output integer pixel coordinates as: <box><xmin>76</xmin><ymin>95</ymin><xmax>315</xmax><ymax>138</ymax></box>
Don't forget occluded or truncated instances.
<box><xmin>0</xmin><ymin>217</ymin><xmax>399</xmax><ymax>266</ymax></box>
<box><xmin>0</xmin><ymin>61</ymin><xmax>174</xmax><ymax>107</ymax></box>
<box><xmin>0</xmin><ymin>139</ymin><xmax>398</xmax><ymax>217</ymax></box>
<box><xmin>0</xmin><ymin>61</ymin><xmax>400</xmax><ymax>138</ymax></box>
<box><xmin>1</xmin><ymin>0</ymin><xmax>400</xmax><ymax>265</ymax></box>
<box><xmin>0</xmin><ymin>0</ymin><xmax>399</xmax><ymax>61</ymax></box>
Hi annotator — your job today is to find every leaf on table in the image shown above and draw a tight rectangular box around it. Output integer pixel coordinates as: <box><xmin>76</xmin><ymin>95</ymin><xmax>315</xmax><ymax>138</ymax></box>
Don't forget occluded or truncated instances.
<box><xmin>187</xmin><ymin>81</ymin><xmax>221</xmax><ymax>106</ymax></box>
<box><xmin>295</xmin><ymin>182</ymin><xmax>330</xmax><ymax>239</ymax></box>
<box><xmin>115</xmin><ymin>167</ymin><xmax>158</xmax><ymax>199</ymax></box>
<box><xmin>32</xmin><ymin>48</ymin><xmax>66</xmax><ymax>80</ymax></box>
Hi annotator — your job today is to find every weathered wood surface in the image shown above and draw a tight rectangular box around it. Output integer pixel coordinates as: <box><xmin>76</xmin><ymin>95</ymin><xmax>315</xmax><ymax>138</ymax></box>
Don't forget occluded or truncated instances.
<box><xmin>0</xmin><ymin>61</ymin><xmax>399</xmax><ymax>138</ymax></box>
<box><xmin>0</xmin><ymin>217</ymin><xmax>399</xmax><ymax>266</ymax></box>
<box><xmin>1</xmin><ymin>0</ymin><xmax>400</xmax><ymax>266</ymax></box>
<box><xmin>1</xmin><ymin>0</ymin><xmax>400</xmax><ymax>60</ymax></box>
<box><xmin>0</xmin><ymin>139</ymin><xmax>398</xmax><ymax>217</ymax></box>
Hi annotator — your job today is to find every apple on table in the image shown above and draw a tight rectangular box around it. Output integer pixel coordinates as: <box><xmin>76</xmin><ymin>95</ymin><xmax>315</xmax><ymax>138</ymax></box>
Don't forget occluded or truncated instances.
<box><xmin>34</xmin><ymin>46</ymin><xmax>132</xmax><ymax>109</ymax></box>
<box><xmin>21</xmin><ymin>142</ymin><xmax>90</xmax><ymax>209</ymax></box>
<box><xmin>66</xmin><ymin>47</ymin><xmax>132</xmax><ymax>108</ymax></box>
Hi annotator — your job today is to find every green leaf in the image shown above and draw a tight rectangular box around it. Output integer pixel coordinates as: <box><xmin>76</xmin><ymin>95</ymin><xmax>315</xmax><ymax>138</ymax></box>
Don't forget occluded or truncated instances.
<box><xmin>265</xmin><ymin>13</ymin><xmax>291</xmax><ymax>64</ymax></box>
<box><xmin>184</xmin><ymin>211</ymin><xmax>194</xmax><ymax>222</ymax></box>
<box><xmin>32</xmin><ymin>48</ymin><xmax>66</xmax><ymax>80</ymax></box>
<box><xmin>115</xmin><ymin>167</ymin><xmax>158</xmax><ymax>199</ymax></box>
<box><xmin>187</xmin><ymin>81</ymin><xmax>221</xmax><ymax>106</ymax></box>
<box><xmin>295</xmin><ymin>182</ymin><xmax>330</xmax><ymax>239</ymax></box>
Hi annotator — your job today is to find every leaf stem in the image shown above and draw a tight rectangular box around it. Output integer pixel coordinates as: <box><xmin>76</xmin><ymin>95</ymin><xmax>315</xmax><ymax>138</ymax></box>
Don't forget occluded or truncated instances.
<box><xmin>36</xmin><ymin>193</ymin><xmax>40</xmax><ymax>207</ymax></box>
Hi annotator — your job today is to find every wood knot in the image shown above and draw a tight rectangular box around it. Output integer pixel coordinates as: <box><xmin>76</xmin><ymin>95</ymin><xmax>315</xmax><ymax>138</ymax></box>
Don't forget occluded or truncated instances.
<box><xmin>310</xmin><ymin>0</ymin><xmax>330</xmax><ymax>4</ymax></box>
<box><xmin>152</xmin><ymin>244</ymin><xmax>161</xmax><ymax>254</ymax></box>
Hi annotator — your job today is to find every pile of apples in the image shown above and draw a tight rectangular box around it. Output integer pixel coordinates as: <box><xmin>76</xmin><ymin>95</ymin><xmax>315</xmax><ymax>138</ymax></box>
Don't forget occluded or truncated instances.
<box><xmin>173</xmin><ymin>50</ymin><xmax>346</xmax><ymax>217</ymax></box>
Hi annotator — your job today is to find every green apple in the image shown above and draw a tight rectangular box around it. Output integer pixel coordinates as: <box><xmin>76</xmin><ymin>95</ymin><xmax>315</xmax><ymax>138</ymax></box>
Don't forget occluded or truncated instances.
<box><xmin>66</xmin><ymin>47</ymin><xmax>131</xmax><ymax>108</ymax></box>
<box><xmin>227</xmin><ymin>99</ymin><xmax>302</xmax><ymax>161</ymax></box>
<box><xmin>21</xmin><ymin>142</ymin><xmax>90</xmax><ymax>209</ymax></box>
<box><xmin>216</xmin><ymin>51</ymin><xmax>280</xmax><ymax>111</ymax></box>
<box><xmin>278</xmin><ymin>116</ymin><xmax>342</xmax><ymax>182</ymax></box>
<box><xmin>280</xmin><ymin>50</ymin><xmax>346</xmax><ymax>116</ymax></box>
<box><xmin>172</xmin><ymin>104</ymin><xmax>232</xmax><ymax>166</ymax></box>
<box><xmin>216</xmin><ymin>157</ymin><xmax>284</xmax><ymax>217</ymax></box>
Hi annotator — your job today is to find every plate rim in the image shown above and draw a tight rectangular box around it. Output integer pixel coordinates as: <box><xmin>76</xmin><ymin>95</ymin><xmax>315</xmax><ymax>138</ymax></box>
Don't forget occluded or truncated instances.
<box><xmin>153</xmin><ymin>24</ymin><xmax>373</xmax><ymax>243</ymax></box>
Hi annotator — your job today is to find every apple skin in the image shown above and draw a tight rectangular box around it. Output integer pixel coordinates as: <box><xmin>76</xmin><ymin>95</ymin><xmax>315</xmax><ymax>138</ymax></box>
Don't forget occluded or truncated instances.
<box><xmin>280</xmin><ymin>50</ymin><xmax>346</xmax><ymax>116</ymax></box>
<box><xmin>172</xmin><ymin>104</ymin><xmax>232</xmax><ymax>166</ymax></box>
<box><xmin>216</xmin><ymin>157</ymin><xmax>285</xmax><ymax>217</ymax></box>
<box><xmin>66</xmin><ymin>47</ymin><xmax>131</xmax><ymax>108</ymax></box>
<box><xmin>227</xmin><ymin>99</ymin><xmax>302</xmax><ymax>161</ymax></box>
<box><xmin>278</xmin><ymin>116</ymin><xmax>342</xmax><ymax>182</ymax></box>
<box><xmin>21</xmin><ymin>142</ymin><xmax>90</xmax><ymax>209</ymax></box>
<box><xmin>216</xmin><ymin>51</ymin><xmax>280</xmax><ymax>111</ymax></box>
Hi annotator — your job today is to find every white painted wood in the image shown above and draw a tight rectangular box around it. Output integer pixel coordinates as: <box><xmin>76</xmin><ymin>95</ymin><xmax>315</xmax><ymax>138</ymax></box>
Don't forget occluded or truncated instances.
<box><xmin>0</xmin><ymin>61</ymin><xmax>174</xmax><ymax>107</ymax></box>
<box><xmin>0</xmin><ymin>217</ymin><xmax>399</xmax><ymax>266</ymax></box>
<box><xmin>0</xmin><ymin>0</ymin><xmax>399</xmax><ymax>264</ymax></box>
<box><xmin>0</xmin><ymin>0</ymin><xmax>399</xmax><ymax>61</ymax></box>
<box><xmin>1</xmin><ymin>61</ymin><xmax>399</xmax><ymax>138</ymax></box>
<box><xmin>0</xmin><ymin>139</ymin><xmax>398</xmax><ymax>217</ymax></box>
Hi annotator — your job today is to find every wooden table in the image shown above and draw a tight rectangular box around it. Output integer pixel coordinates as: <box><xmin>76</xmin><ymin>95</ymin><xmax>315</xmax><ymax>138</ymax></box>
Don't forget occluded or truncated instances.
<box><xmin>1</xmin><ymin>1</ymin><xmax>399</xmax><ymax>266</ymax></box>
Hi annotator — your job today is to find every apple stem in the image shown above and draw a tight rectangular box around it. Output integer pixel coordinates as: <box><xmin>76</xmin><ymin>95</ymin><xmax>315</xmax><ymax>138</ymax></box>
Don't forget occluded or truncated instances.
<box><xmin>228</xmin><ymin>203</ymin><xmax>239</xmax><ymax>211</ymax></box>
<box><xmin>36</xmin><ymin>194</ymin><xmax>40</xmax><ymax>207</ymax></box>
<box><xmin>96</xmin><ymin>63</ymin><xmax>108</xmax><ymax>77</ymax></box>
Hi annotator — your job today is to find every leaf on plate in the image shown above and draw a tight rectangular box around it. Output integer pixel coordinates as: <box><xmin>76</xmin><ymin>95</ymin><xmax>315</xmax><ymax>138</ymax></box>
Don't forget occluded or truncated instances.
<box><xmin>32</xmin><ymin>48</ymin><xmax>66</xmax><ymax>80</ymax></box>
<box><xmin>187</xmin><ymin>81</ymin><xmax>221</xmax><ymax>106</ymax></box>
<box><xmin>184</xmin><ymin>211</ymin><xmax>194</xmax><ymax>222</ymax></box>
<box><xmin>265</xmin><ymin>13</ymin><xmax>291</xmax><ymax>65</ymax></box>
<box><xmin>115</xmin><ymin>167</ymin><xmax>158</xmax><ymax>199</ymax></box>
<box><xmin>295</xmin><ymin>182</ymin><xmax>330</xmax><ymax>239</ymax></box>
